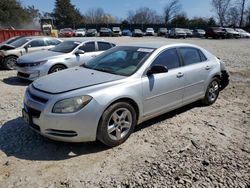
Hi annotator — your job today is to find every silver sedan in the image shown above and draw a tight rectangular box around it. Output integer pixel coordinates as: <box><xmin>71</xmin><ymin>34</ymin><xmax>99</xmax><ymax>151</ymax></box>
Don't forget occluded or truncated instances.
<box><xmin>22</xmin><ymin>43</ymin><xmax>229</xmax><ymax>146</ymax></box>
<box><xmin>16</xmin><ymin>40</ymin><xmax>115</xmax><ymax>81</ymax></box>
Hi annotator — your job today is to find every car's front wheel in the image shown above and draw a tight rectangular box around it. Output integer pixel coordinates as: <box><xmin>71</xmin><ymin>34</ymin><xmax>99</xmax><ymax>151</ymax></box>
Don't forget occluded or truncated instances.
<box><xmin>97</xmin><ymin>102</ymin><xmax>137</xmax><ymax>147</ymax></box>
<box><xmin>48</xmin><ymin>64</ymin><xmax>66</xmax><ymax>74</ymax></box>
<box><xmin>3</xmin><ymin>56</ymin><xmax>17</xmax><ymax>70</ymax></box>
<box><xmin>202</xmin><ymin>78</ymin><xmax>220</xmax><ymax>105</ymax></box>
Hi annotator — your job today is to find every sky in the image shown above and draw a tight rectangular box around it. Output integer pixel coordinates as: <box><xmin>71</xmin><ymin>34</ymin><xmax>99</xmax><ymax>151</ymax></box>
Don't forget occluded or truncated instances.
<box><xmin>20</xmin><ymin>0</ymin><xmax>214</xmax><ymax>19</ymax></box>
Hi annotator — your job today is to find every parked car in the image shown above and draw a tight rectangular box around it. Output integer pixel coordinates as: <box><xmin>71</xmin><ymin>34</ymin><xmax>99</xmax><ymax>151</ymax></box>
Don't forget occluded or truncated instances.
<box><xmin>99</xmin><ymin>27</ymin><xmax>112</xmax><ymax>37</ymax></box>
<box><xmin>205</xmin><ymin>27</ymin><xmax>226</xmax><ymax>39</ymax></box>
<box><xmin>85</xmin><ymin>29</ymin><xmax>98</xmax><ymax>37</ymax></box>
<box><xmin>145</xmin><ymin>28</ymin><xmax>155</xmax><ymax>36</ymax></box>
<box><xmin>132</xmin><ymin>29</ymin><xmax>143</xmax><ymax>37</ymax></box>
<box><xmin>157</xmin><ymin>28</ymin><xmax>168</xmax><ymax>36</ymax></box>
<box><xmin>112</xmin><ymin>27</ymin><xmax>122</xmax><ymax>37</ymax></box>
<box><xmin>22</xmin><ymin>43</ymin><xmax>229</xmax><ymax>146</ymax></box>
<box><xmin>0</xmin><ymin>36</ymin><xmax>25</xmax><ymax>47</ymax></box>
<box><xmin>234</xmin><ymin>28</ymin><xmax>250</xmax><ymax>38</ymax></box>
<box><xmin>0</xmin><ymin>36</ymin><xmax>62</xmax><ymax>70</ymax></box>
<box><xmin>75</xmin><ymin>29</ymin><xmax>86</xmax><ymax>37</ymax></box>
<box><xmin>193</xmin><ymin>29</ymin><xmax>206</xmax><ymax>38</ymax></box>
<box><xmin>16</xmin><ymin>40</ymin><xmax>115</xmax><ymax>81</ymax></box>
<box><xmin>184</xmin><ymin>29</ymin><xmax>193</xmax><ymax>37</ymax></box>
<box><xmin>169</xmin><ymin>28</ymin><xmax>187</xmax><ymax>38</ymax></box>
<box><xmin>59</xmin><ymin>28</ymin><xmax>74</xmax><ymax>37</ymax></box>
<box><xmin>122</xmin><ymin>29</ymin><xmax>132</xmax><ymax>36</ymax></box>
<box><xmin>222</xmin><ymin>28</ymin><xmax>240</xmax><ymax>39</ymax></box>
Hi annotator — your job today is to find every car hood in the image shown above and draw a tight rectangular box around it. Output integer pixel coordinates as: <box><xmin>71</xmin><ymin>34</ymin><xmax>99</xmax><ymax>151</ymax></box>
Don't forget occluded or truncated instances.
<box><xmin>18</xmin><ymin>50</ymin><xmax>64</xmax><ymax>63</ymax></box>
<box><xmin>32</xmin><ymin>67</ymin><xmax>125</xmax><ymax>94</ymax></box>
<box><xmin>0</xmin><ymin>44</ymin><xmax>15</xmax><ymax>50</ymax></box>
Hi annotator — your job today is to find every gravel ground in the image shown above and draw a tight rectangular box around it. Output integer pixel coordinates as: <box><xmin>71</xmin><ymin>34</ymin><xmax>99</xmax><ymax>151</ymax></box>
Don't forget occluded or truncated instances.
<box><xmin>0</xmin><ymin>37</ymin><xmax>249</xmax><ymax>188</ymax></box>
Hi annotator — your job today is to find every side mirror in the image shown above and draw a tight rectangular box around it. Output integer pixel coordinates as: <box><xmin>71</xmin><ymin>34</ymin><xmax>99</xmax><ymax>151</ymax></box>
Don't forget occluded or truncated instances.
<box><xmin>147</xmin><ymin>65</ymin><xmax>168</xmax><ymax>76</ymax></box>
<box><xmin>75</xmin><ymin>49</ymin><xmax>85</xmax><ymax>55</ymax></box>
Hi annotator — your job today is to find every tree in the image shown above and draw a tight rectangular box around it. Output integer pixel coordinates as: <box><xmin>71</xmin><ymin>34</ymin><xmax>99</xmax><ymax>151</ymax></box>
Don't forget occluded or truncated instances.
<box><xmin>171</xmin><ymin>13</ymin><xmax>189</xmax><ymax>27</ymax></box>
<box><xmin>189</xmin><ymin>17</ymin><xmax>208</xmax><ymax>28</ymax></box>
<box><xmin>85</xmin><ymin>8</ymin><xmax>116</xmax><ymax>24</ymax></box>
<box><xmin>207</xmin><ymin>17</ymin><xmax>217</xmax><ymax>26</ymax></box>
<box><xmin>211</xmin><ymin>0</ymin><xmax>231</xmax><ymax>26</ymax></box>
<box><xmin>127</xmin><ymin>7</ymin><xmax>162</xmax><ymax>24</ymax></box>
<box><xmin>164</xmin><ymin>0</ymin><xmax>182</xmax><ymax>24</ymax></box>
<box><xmin>53</xmin><ymin>0</ymin><xmax>84</xmax><ymax>28</ymax></box>
<box><xmin>238</xmin><ymin>0</ymin><xmax>247</xmax><ymax>27</ymax></box>
<box><xmin>226</xmin><ymin>7</ymin><xmax>240</xmax><ymax>26</ymax></box>
<box><xmin>0</xmin><ymin>0</ymin><xmax>31</xmax><ymax>28</ymax></box>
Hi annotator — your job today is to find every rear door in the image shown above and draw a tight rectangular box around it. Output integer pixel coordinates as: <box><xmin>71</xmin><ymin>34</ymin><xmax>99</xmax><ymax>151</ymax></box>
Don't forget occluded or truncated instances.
<box><xmin>178</xmin><ymin>47</ymin><xmax>213</xmax><ymax>104</ymax></box>
<box><xmin>142</xmin><ymin>48</ymin><xmax>185</xmax><ymax>117</ymax></box>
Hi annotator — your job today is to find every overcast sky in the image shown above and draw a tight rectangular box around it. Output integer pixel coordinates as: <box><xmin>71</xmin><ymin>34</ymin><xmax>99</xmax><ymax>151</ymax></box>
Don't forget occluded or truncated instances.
<box><xmin>21</xmin><ymin>0</ymin><xmax>222</xmax><ymax>19</ymax></box>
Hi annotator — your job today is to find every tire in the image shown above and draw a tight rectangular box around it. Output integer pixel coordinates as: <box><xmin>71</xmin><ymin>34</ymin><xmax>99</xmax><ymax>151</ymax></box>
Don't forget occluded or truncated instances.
<box><xmin>48</xmin><ymin>64</ymin><xmax>66</xmax><ymax>74</ymax></box>
<box><xmin>97</xmin><ymin>102</ymin><xmax>137</xmax><ymax>147</ymax></box>
<box><xmin>3</xmin><ymin>56</ymin><xmax>17</xmax><ymax>70</ymax></box>
<box><xmin>202</xmin><ymin>78</ymin><xmax>220</xmax><ymax>105</ymax></box>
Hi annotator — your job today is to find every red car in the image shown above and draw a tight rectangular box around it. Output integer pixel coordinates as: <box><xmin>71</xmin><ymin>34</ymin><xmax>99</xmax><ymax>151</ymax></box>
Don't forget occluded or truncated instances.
<box><xmin>59</xmin><ymin>28</ymin><xmax>74</xmax><ymax>37</ymax></box>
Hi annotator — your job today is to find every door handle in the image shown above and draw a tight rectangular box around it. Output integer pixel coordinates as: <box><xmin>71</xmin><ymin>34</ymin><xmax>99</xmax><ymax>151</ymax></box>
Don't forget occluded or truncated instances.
<box><xmin>176</xmin><ymin>72</ymin><xmax>184</xmax><ymax>78</ymax></box>
<box><xmin>205</xmin><ymin>65</ymin><xmax>211</xmax><ymax>70</ymax></box>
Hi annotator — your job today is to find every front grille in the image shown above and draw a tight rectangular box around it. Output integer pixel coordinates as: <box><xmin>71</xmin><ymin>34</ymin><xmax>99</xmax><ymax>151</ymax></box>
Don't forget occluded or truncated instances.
<box><xmin>18</xmin><ymin>72</ymin><xmax>30</xmax><ymax>78</ymax></box>
<box><xmin>45</xmin><ymin>129</ymin><xmax>78</xmax><ymax>137</ymax></box>
<box><xmin>28</xmin><ymin>90</ymin><xmax>48</xmax><ymax>104</ymax></box>
<box><xmin>25</xmin><ymin>105</ymin><xmax>41</xmax><ymax>118</ymax></box>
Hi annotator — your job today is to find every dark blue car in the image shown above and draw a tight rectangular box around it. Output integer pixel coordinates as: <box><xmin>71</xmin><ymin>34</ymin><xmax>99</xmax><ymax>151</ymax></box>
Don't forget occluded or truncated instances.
<box><xmin>122</xmin><ymin>29</ymin><xmax>132</xmax><ymax>36</ymax></box>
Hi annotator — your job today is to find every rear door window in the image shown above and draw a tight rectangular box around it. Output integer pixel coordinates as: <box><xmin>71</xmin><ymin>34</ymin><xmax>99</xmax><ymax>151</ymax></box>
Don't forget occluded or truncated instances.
<box><xmin>97</xmin><ymin>42</ymin><xmax>112</xmax><ymax>51</ymax></box>
<box><xmin>179</xmin><ymin>47</ymin><xmax>202</xmax><ymax>66</ymax></box>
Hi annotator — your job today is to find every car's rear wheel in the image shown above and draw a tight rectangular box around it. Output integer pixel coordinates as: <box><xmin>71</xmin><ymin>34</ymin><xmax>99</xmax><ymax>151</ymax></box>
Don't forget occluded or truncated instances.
<box><xmin>3</xmin><ymin>56</ymin><xmax>17</xmax><ymax>70</ymax></box>
<box><xmin>48</xmin><ymin>64</ymin><xmax>66</xmax><ymax>74</ymax></box>
<box><xmin>202</xmin><ymin>78</ymin><xmax>220</xmax><ymax>105</ymax></box>
<box><xmin>97</xmin><ymin>102</ymin><xmax>136</xmax><ymax>147</ymax></box>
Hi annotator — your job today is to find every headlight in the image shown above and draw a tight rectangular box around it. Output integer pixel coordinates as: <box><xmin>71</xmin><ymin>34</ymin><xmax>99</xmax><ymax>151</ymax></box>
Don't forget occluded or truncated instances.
<box><xmin>26</xmin><ymin>60</ymin><xmax>48</xmax><ymax>67</ymax></box>
<box><xmin>52</xmin><ymin>96</ymin><xmax>92</xmax><ymax>113</ymax></box>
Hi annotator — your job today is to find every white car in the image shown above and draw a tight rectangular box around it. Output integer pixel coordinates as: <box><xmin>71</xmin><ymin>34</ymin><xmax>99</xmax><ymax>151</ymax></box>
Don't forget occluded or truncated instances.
<box><xmin>16</xmin><ymin>40</ymin><xmax>115</xmax><ymax>80</ymax></box>
<box><xmin>235</xmin><ymin>28</ymin><xmax>250</xmax><ymax>38</ymax></box>
<box><xmin>75</xmin><ymin>29</ymin><xmax>86</xmax><ymax>37</ymax></box>
<box><xmin>145</xmin><ymin>28</ymin><xmax>155</xmax><ymax>36</ymax></box>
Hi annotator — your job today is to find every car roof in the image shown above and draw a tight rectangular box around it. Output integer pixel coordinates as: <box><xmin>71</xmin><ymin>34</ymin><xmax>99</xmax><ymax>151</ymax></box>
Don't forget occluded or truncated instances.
<box><xmin>121</xmin><ymin>42</ymin><xmax>202</xmax><ymax>49</ymax></box>
<box><xmin>22</xmin><ymin>36</ymin><xmax>57</xmax><ymax>40</ymax></box>
<box><xmin>62</xmin><ymin>39</ymin><xmax>110</xmax><ymax>43</ymax></box>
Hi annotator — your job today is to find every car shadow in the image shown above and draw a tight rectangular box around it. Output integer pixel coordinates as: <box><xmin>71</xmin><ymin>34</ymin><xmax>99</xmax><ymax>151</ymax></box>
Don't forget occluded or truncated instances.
<box><xmin>2</xmin><ymin>76</ymin><xmax>31</xmax><ymax>86</ymax></box>
<box><xmin>0</xmin><ymin>118</ymin><xmax>109</xmax><ymax>161</ymax></box>
<box><xmin>0</xmin><ymin>102</ymin><xmax>202</xmax><ymax>161</ymax></box>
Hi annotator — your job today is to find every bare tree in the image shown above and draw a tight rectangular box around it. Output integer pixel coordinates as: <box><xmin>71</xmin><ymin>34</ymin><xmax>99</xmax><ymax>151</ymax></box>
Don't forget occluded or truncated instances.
<box><xmin>211</xmin><ymin>0</ymin><xmax>231</xmax><ymax>26</ymax></box>
<box><xmin>164</xmin><ymin>0</ymin><xmax>182</xmax><ymax>24</ymax></box>
<box><xmin>238</xmin><ymin>0</ymin><xmax>247</xmax><ymax>27</ymax></box>
<box><xmin>85</xmin><ymin>8</ymin><xmax>116</xmax><ymax>24</ymax></box>
<box><xmin>127</xmin><ymin>7</ymin><xmax>162</xmax><ymax>24</ymax></box>
<box><xmin>226</xmin><ymin>7</ymin><xmax>240</xmax><ymax>26</ymax></box>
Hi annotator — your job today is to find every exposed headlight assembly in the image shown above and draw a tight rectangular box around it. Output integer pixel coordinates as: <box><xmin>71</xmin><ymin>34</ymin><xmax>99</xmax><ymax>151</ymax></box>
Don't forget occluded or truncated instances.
<box><xmin>52</xmin><ymin>96</ymin><xmax>92</xmax><ymax>113</ymax></box>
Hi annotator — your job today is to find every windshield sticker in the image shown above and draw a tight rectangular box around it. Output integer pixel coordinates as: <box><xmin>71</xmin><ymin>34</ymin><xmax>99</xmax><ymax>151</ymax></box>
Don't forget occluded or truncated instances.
<box><xmin>137</xmin><ymin>48</ymin><xmax>154</xmax><ymax>53</ymax></box>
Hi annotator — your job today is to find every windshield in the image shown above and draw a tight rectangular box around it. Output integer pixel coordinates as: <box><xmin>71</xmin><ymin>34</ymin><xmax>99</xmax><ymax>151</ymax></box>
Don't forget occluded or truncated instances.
<box><xmin>83</xmin><ymin>46</ymin><xmax>154</xmax><ymax>76</ymax></box>
<box><xmin>10</xmin><ymin>38</ymin><xmax>31</xmax><ymax>48</ymax></box>
<box><xmin>49</xmin><ymin>41</ymin><xmax>80</xmax><ymax>53</ymax></box>
<box><xmin>225</xmin><ymin>28</ymin><xmax>234</xmax><ymax>32</ymax></box>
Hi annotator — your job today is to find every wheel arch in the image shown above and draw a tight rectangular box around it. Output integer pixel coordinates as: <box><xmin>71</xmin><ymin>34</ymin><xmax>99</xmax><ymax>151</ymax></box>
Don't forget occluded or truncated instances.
<box><xmin>48</xmin><ymin>63</ymin><xmax>68</xmax><ymax>73</ymax></box>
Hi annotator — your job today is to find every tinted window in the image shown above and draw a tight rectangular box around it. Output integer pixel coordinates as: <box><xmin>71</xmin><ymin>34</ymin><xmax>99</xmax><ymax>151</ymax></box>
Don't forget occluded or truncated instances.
<box><xmin>28</xmin><ymin>39</ymin><xmax>46</xmax><ymax>47</ymax></box>
<box><xmin>151</xmin><ymin>48</ymin><xmax>180</xmax><ymax>70</ymax></box>
<box><xmin>49</xmin><ymin>41</ymin><xmax>79</xmax><ymax>53</ymax></box>
<box><xmin>98</xmin><ymin>42</ymin><xmax>112</xmax><ymax>51</ymax></box>
<box><xmin>47</xmin><ymin>39</ymin><xmax>61</xmax><ymax>46</ymax></box>
<box><xmin>79</xmin><ymin>42</ymin><xmax>95</xmax><ymax>52</ymax></box>
<box><xmin>179</xmin><ymin>47</ymin><xmax>202</xmax><ymax>65</ymax></box>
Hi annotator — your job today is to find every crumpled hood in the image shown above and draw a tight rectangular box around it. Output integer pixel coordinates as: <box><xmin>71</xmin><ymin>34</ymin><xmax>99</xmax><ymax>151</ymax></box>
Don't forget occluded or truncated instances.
<box><xmin>32</xmin><ymin>67</ymin><xmax>125</xmax><ymax>94</ymax></box>
<box><xmin>18</xmin><ymin>50</ymin><xmax>63</xmax><ymax>63</ymax></box>
<box><xmin>0</xmin><ymin>44</ymin><xmax>15</xmax><ymax>50</ymax></box>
